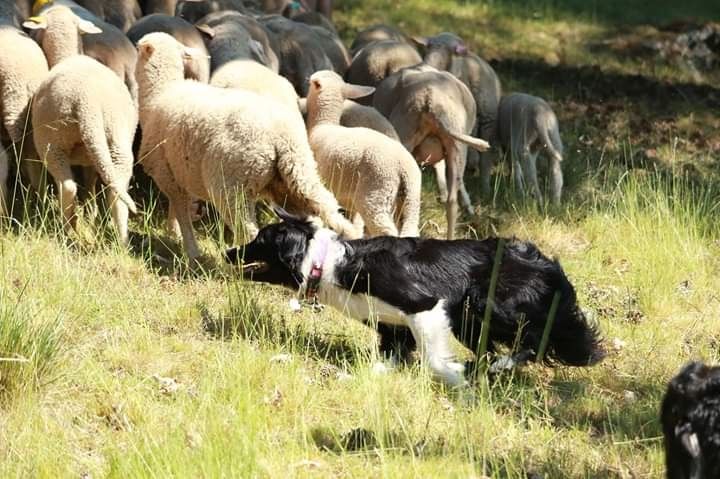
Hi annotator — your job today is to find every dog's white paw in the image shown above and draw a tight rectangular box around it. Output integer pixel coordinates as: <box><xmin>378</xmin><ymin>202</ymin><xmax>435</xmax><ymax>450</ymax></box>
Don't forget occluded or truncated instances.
<box><xmin>371</xmin><ymin>361</ymin><xmax>394</xmax><ymax>376</ymax></box>
<box><xmin>488</xmin><ymin>355</ymin><xmax>517</xmax><ymax>374</ymax></box>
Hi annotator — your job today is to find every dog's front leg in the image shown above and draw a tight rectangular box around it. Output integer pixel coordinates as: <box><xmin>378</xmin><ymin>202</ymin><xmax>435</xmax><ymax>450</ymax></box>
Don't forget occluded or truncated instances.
<box><xmin>407</xmin><ymin>300</ymin><xmax>467</xmax><ymax>388</ymax></box>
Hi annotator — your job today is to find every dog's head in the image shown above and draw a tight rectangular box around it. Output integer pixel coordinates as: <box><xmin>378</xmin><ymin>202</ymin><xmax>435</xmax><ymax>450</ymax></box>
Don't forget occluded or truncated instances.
<box><xmin>225</xmin><ymin>208</ymin><xmax>317</xmax><ymax>289</ymax></box>
<box><xmin>662</xmin><ymin>361</ymin><xmax>720</xmax><ymax>479</ymax></box>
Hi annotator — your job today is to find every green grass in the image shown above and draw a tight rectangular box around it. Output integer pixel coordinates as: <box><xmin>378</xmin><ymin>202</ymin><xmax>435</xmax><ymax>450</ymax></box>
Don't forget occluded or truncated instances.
<box><xmin>1</xmin><ymin>0</ymin><xmax>720</xmax><ymax>477</ymax></box>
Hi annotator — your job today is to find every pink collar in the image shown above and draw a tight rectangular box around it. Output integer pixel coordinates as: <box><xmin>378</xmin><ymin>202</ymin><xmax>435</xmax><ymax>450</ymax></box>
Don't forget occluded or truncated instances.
<box><xmin>305</xmin><ymin>230</ymin><xmax>333</xmax><ymax>301</ymax></box>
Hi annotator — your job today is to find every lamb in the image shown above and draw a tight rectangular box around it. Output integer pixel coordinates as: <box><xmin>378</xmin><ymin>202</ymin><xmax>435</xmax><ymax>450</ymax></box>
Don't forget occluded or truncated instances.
<box><xmin>497</xmin><ymin>92</ymin><xmax>564</xmax><ymax>205</ymax></box>
<box><xmin>662</xmin><ymin>361</ymin><xmax>720</xmax><ymax>478</ymax></box>
<box><xmin>136</xmin><ymin>32</ymin><xmax>357</xmax><ymax>259</ymax></box>
<box><xmin>0</xmin><ymin>1</ymin><xmax>49</xmax><ymax>215</ymax></box>
<box><xmin>306</xmin><ymin>70</ymin><xmax>421</xmax><ymax>237</ymax></box>
<box><xmin>126</xmin><ymin>13</ymin><xmax>210</xmax><ymax>82</ymax></box>
<box><xmin>25</xmin><ymin>6</ymin><xmax>137</xmax><ymax>243</ymax></box>
<box><xmin>32</xmin><ymin>0</ymin><xmax>139</xmax><ymax>104</ymax></box>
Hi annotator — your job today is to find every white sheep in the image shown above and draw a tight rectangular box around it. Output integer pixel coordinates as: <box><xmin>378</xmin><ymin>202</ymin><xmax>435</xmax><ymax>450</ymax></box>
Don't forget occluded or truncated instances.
<box><xmin>0</xmin><ymin>8</ymin><xmax>49</xmax><ymax>215</ymax></box>
<box><xmin>210</xmin><ymin>59</ymin><xmax>298</xmax><ymax>113</ymax></box>
<box><xmin>306</xmin><ymin>70</ymin><xmax>421</xmax><ymax>237</ymax></box>
<box><xmin>136</xmin><ymin>32</ymin><xmax>357</xmax><ymax>259</ymax></box>
<box><xmin>25</xmin><ymin>6</ymin><xmax>137</xmax><ymax>243</ymax></box>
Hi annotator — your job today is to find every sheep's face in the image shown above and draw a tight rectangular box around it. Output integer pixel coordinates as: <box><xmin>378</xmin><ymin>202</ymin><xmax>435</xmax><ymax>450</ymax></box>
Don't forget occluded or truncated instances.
<box><xmin>225</xmin><ymin>212</ymin><xmax>317</xmax><ymax>289</ymax></box>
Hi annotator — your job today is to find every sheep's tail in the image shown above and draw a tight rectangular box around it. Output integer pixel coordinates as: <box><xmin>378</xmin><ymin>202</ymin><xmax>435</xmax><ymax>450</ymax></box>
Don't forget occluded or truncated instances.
<box><xmin>397</xmin><ymin>161</ymin><xmax>421</xmax><ymax>237</ymax></box>
<box><xmin>274</xmin><ymin>138</ymin><xmax>358</xmax><ymax>239</ymax></box>
<box><xmin>436</xmin><ymin>114</ymin><xmax>490</xmax><ymax>152</ymax></box>
<box><xmin>539</xmin><ymin>113</ymin><xmax>563</xmax><ymax>162</ymax></box>
<box><xmin>79</xmin><ymin>120</ymin><xmax>137</xmax><ymax>215</ymax></box>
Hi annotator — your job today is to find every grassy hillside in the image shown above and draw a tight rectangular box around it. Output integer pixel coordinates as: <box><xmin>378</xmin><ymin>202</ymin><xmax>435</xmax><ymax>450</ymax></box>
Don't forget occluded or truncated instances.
<box><xmin>2</xmin><ymin>1</ymin><xmax>720</xmax><ymax>477</ymax></box>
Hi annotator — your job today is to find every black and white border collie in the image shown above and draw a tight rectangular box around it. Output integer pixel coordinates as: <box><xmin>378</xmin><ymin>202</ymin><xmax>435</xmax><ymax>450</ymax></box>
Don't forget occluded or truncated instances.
<box><xmin>662</xmin><ymin>361</ymin><xmax>720</xmax><ymax>479</ymax></box>
<box><xmin>225</xmin><ymin>210</ymin><xmax>604</xmax><ymax>387</ymax></box>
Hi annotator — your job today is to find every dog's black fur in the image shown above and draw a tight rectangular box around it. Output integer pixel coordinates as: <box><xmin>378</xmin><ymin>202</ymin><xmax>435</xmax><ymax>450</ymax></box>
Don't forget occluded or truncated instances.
<box><xmin>226</xmin><ymin>214</ymin><xmax>604</xmax><ymax>369</ymax></box>
<box><xmin>662</xmin><ymin>361</ymin><xmax>720</xmax><ymax>479</ymax></box>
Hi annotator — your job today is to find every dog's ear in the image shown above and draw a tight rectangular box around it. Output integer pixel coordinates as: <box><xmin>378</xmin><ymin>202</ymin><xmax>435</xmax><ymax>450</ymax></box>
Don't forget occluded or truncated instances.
<box><xmin>273</xmin><ymin>205</ymin><xmax>306</xmax><ymax>224</ymax></box>
<box><xmin>276</xmin><ymin>229</ymin><xmax>308</xmax><ymax>285</ymax></box>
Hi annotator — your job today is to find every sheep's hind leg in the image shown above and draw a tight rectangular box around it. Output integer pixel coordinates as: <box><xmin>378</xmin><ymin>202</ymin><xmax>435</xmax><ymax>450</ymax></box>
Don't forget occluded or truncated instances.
<box><xmin>106</xmin><ymin>185</ymin><xmax>130</xmax><ymax>246</ymax></box>
<box><xmin>522</xmin><ymin>150</ymin><xmax>542</xmax><ymax>204</ymax></box>
<box><xmin>82</xmin><ymin>167</ymin><xmax>99</xmax><ymax>222</ymax></box>
<box><xmin>42</xmin><ymin>147</ymin><xmax>79</xmax><ymax>233</ymax></box>
<box><xmin>432</xmin><ymin>160</ymin><xmax>449</xmax><ymax>202</ymax></box>
<box><xmin>0</xmin><ymin>147</ymin><xmax>8</xmax><ymax>217</ymax></box>
<box><xmin>358</xmin><ymin>189</ymin><xmax>398</xmax><ymax>237</ymax></box>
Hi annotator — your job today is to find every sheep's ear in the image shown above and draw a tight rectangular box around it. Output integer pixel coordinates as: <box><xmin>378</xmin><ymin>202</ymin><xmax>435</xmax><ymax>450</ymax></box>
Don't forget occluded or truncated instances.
<box><xmin>23</xmin><ymin>16</ymin><xmax>47</xmax><ymax>30</ymax></box>
<box><xmin>78</xmin><ymin>19</ymin><xmax>102</xmax><ymax>35</ymax></box>
<box><xmin>342</xmin><ymin>83</ymin><xmax>375</xmax><ymax>100</ymax></box>
<box><xmin>138</xmin><ymin>42</ymin><xmax>155</xmax><ymax>58</ymax></box>
<box><xmin>297</xmin><ymin>97</ymin><xmax>308</xmax><ymax>114</ymax></box>
<box><xmin>182</xmin><ymin>46</ymin><xmax>208</xmax><ymax>60</ymax></box>
<box><xmin>454</xmin><ymin>43</ymin><xmax>468</xmax><ymax>55</ymax></box>
<box><xmin>310</xmin><ymin>78</ymin><xmax>322</xmax><ymax>91</ymax></box>
<box><xmin>249</xmin><ymin>39</ymin><xmax>268</xmax><ymax>64</ymax></box>
<box><xmin>411</xmin><ymin>36</ymin><xmax>428</xmax><ymax>49</ymax></box>
<box><xmin>195</xmin><ymin>24</ymin><xmax>215</xmax><ymax>39</ymax></box>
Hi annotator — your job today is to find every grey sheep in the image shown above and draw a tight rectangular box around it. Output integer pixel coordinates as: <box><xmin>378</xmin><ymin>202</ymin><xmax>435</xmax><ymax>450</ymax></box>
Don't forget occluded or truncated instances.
<box><xmin>497</xmin><ymin>93</ymin><xmax>564</xmax><ymax>205</ymax></box>
<box><xmin>350</xmin><ymin>24</ymin><xmax>410</xmax><ymax>56</ymax></box>
<box><xmin>346</xmin><ymin>39</ymin><xmax>422</xmax><ymax>105</ymax></box>
<box><xmin>260</xmin><ymin>14</ymin><xmax>344</xmax><ymax>94</ymax></box>
<box><xmin>415</xmin><ymin>32</ymin><xmax>502</xmax><ymax>196</ymax></box>
<box><xmin>374</xmin><ymin>64</ymin><xmax>489</xmax><ymax>239</ymax></box>
<box><xmin>197</xmin><ymin>10</ymin><xmax>280</xmax><ymax>73</ymax></box>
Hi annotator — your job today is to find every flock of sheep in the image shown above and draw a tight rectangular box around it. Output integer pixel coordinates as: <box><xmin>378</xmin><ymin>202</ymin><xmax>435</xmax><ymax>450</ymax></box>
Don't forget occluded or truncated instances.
<box><xmin>0</xmin><ymin>0</ymin><xmax>563</xmax><ymax>258</ymax></box>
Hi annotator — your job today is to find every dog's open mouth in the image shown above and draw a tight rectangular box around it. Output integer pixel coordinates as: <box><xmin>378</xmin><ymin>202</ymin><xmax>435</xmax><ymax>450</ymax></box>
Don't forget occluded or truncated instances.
<box><xmin>241</xmin><ymin>261</ymin><xmax>270</xmax><ymax>274</ymax></box>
